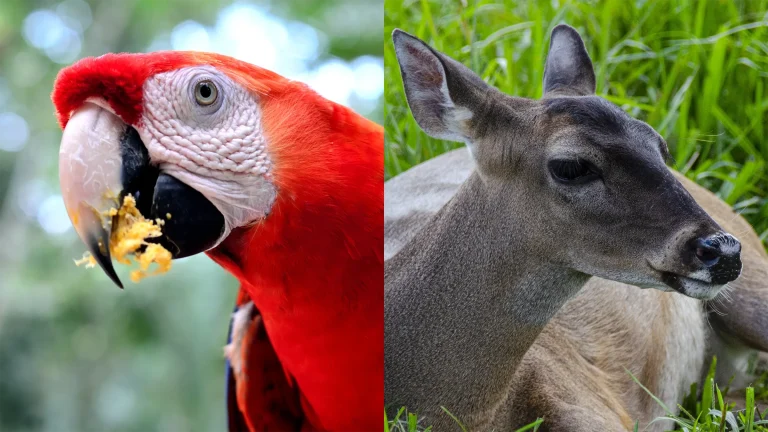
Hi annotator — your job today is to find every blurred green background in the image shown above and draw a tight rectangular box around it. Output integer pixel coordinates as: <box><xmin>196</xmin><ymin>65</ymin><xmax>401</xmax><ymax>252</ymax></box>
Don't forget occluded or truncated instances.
<box><xmin>0</xmin><ymin>0</ymin><xmax>382</xmax><ymax>431</ymax></box>
<box><xmin>385</xmin><ymin>0</ymin><xmax>768</xmax><ymax>244</ymax></box>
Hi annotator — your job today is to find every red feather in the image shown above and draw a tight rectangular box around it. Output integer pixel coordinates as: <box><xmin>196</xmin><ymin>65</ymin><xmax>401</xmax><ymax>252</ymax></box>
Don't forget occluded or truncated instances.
<box><xmin>227</xmin><ymin>286</ymin><xmax>304</xmax><ymax>431</ymax></box>
<box><xmin>52</xmin><ymin>51</ymin><xmax>285</xmax><ymax>128</ymax></box>
<box><xmin>209</xmin><ymin>89</ymin><xmax>384</xmax><ymax>431</ymax></box>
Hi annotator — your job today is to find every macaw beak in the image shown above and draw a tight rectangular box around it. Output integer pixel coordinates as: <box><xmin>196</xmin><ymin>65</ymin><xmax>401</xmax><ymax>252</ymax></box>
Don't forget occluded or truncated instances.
<box><xmin>59</xmin><ymin>102</ymin><xmax>225</xmax><ymax>288</ymax></box>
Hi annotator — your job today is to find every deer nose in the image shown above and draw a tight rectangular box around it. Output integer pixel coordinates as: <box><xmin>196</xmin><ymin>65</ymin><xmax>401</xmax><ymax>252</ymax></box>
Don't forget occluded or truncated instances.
<box><xmin>692</xmin><ymin>234</ymin><xmax>741</xmax><ymax>284</ymax></box>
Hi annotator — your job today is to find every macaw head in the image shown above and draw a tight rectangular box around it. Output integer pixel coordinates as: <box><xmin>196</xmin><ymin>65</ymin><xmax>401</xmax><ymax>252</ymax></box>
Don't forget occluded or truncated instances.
<box><xmin>53</xmin><ymin>52</ymin><xmax>381</xmax><ymax>287</ymax></box>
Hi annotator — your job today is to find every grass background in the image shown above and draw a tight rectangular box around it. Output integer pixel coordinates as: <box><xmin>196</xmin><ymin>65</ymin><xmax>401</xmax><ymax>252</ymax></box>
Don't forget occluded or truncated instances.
<box><xmin>385</xmin><ymin>0</ymin><xmax>768</xmax><ymax>244</ymax></box>
<box><xmin>385</xmin><ymin>0</ymin><xmax>768</xmax><ymax>429</ymax></box>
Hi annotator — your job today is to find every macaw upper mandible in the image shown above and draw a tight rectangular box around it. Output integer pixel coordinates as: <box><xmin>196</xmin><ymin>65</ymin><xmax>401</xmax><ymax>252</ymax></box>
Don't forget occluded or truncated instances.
<box><xmin>52</xmin><ymin>51</ymin><xmax>383</xmax><ymax>431</ymax></box>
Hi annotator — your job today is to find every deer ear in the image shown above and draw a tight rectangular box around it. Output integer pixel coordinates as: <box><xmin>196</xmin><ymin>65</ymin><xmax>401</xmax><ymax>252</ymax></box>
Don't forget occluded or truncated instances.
<box><xmin>392</xmin><ymin>29</ymin><xmax>489</xmax><ymax>143</ymax></box>
<box><xmin>543</xmin><ymin>24</ymin><xmax>596</xmax><ymax>96</ymax></box>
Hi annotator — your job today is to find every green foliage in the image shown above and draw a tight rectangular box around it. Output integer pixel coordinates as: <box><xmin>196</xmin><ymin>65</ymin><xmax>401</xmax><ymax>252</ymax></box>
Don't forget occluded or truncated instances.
<box><xmin>754</xmin><ymin>370</ymin><xmax>768</xmax><ymax>401</ymax></box>
<box><xmin>631</xmin><ymin>357</ymin><xmax>768</xmax><ymax>431</ymax></box>
<box><xmin>384</xmin><ymin>406</ymin><xmax>543</xmax><ymax>431</ymax></box>
<box><xmin>384</xmin><ymin>0</ymin><xmax>768</xmax><ymax>244</ymax></box>
<box><xmin>385</xmin><ymin>407</ymin><xmax>434</xmax><ymax>432</ymax></box>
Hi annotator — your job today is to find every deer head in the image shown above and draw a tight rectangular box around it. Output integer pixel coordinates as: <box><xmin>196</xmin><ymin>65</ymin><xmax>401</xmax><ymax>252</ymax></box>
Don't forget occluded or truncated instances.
<box><xmin>391</xmin><ymin>25</ymin><xmax>742</xmax><ymax>299</ymax></box>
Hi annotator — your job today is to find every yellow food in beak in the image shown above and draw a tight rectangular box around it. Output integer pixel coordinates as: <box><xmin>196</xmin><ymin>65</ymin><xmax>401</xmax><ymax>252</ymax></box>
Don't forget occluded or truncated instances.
<box><xmin>75</xmin><ymin>194</ymin><xmax>172</xmax><ymax>282</ymax></box>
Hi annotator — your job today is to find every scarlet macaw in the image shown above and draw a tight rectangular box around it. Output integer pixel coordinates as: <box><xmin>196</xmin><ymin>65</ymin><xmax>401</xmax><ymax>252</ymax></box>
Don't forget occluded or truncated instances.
<box><xmin>52</xmin><ymin>52</ymin><xmax>383</xmax><ymax>431</ymax></box>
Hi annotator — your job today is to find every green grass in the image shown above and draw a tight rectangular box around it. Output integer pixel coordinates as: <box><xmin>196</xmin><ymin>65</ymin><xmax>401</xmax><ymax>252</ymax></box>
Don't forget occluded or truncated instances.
<box><xmin>635</xmin><ymin>357</ymin><xmax>768</xmax><ymax>431</ymax></box>
<box><xmin>384</xmin><ymin>0</ymin><xmax>768</xmax><ymax>243</ymax></box>
<box><xmin>384</xmin><ymin>357</ymin><xmax>768</xmax><ymax>431</ymax></box>
<box><xmin>384</xmin><ymin>406</ymin><xmax>543</xmax><ymax>431</ymax></box>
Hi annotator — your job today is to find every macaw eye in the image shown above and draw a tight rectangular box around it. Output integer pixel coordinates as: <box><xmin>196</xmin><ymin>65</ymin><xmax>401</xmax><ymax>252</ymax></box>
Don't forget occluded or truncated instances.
<box><xmin>548</xmin><ymin>158</ymin><xmax>601</xmax><ymax>184</ymax></box>
<box><xmin>194</xmin><ymin>80</ymin><xmax>218</xmax><ymax>106</ymax></box>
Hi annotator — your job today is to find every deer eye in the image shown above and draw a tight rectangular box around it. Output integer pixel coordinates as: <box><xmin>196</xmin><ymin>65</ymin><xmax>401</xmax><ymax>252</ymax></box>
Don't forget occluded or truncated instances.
<box><xmin>548</xmin><ymin>159</ymin><xmax>601</xmax><ymax>184</ymax></box>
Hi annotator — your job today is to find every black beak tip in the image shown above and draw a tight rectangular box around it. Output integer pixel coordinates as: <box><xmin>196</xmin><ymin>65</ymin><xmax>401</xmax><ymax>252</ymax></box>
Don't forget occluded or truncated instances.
<box><xmin>85</xmin><ymin>230</ymin><xmax>123</xmax><ymax>289</ymax></box>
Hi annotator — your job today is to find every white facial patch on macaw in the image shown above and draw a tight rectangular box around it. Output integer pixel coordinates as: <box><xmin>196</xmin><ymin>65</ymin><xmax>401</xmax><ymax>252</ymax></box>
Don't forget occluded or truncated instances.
<box><xmin>138</xmin><ymin>66</ymin><xmax>276</xmax><ymax>241</ymax></box>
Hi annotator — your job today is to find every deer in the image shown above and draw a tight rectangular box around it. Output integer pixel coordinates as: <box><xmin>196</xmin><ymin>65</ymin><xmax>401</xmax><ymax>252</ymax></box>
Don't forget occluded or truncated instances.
<box><xmin>384</xmin><ymin>24</ymin><xmax>745</xmax><ymax>431</ymax></box>
<box><xmin>385</xmin><ymin>147</ymin><xmax>768</xmax><ymax>431</ymax></box>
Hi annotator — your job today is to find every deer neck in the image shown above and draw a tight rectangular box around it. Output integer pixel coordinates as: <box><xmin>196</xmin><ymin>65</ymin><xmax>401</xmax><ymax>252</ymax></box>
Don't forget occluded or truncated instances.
<box><xmin>385</xmin><ymin>172</ymin><xmax>589</xmax><ymax>424</ymax></box>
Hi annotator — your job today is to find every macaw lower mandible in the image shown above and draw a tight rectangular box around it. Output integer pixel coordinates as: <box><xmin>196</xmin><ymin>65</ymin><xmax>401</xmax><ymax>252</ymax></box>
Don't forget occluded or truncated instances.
<box><xmin>52</xmin><ymin>51</ymin><xmax>383</xmax><ymax>431</ymax></box>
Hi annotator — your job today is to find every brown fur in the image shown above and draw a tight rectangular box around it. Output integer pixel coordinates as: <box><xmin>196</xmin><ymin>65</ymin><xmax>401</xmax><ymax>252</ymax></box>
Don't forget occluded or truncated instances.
<box><xmin>385</xmin><ymin>149</ymin><xmax>768</xmax><ymax>431</ymax></box>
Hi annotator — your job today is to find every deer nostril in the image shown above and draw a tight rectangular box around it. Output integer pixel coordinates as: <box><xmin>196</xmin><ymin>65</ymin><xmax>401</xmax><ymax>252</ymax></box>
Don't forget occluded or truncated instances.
<box><xmin>695</xmin><ymin>246</ymin><xmax>720</xmax><ymax>267</ymax></box>
<box><xmin>692</xmin><ymin>238</ymin><xmax>722</xmax><ymax>268</ymax></box>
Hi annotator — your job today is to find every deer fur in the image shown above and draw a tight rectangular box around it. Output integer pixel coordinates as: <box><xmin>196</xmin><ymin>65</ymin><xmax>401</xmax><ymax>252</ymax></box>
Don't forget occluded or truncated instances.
<box><xmin>385</xmin><ymin>148</ymin><xmax>768</xmax><ymax>431</ymax></box>
<box><xmin>384</xmin><ymin>25</ymin><xmax>745</xmax><ymax>430</ymax></box>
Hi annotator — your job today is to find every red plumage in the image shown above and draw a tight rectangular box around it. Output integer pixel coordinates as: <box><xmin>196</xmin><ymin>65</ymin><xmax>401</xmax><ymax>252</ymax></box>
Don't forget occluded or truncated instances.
<box><xmin>228</xmin><ymin>286</ymin><xmax>304</xmax><ymax>431</ymax></box>
<box><xmin>210</xmin><ymin>84</ymin><xmax>384</xmax><ymax>431</ymax></box>
<box><xmin>53</xmin><ymin>51</ymin><xmax>282</xmax><ymax>128</ymax></box>
<box><xmin>52</xmin><ymin>52</ymin><xmax>383</xmax><ymax>431</ymax></box>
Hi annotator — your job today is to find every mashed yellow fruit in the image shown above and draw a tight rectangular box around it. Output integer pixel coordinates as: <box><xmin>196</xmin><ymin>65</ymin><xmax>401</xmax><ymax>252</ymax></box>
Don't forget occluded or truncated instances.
<box><xmin>75</xmin><ymin>194</ymin><xmax>172</xmax><ymax>282</ymax></box>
